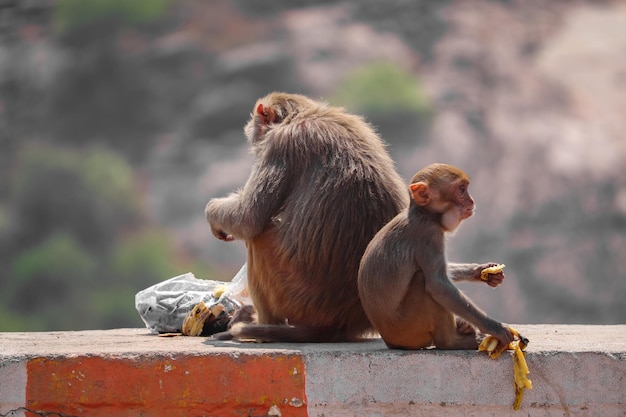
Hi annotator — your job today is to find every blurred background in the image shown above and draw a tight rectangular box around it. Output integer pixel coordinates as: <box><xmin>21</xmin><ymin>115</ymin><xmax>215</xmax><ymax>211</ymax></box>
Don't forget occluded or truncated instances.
<box><xmin>1</xmin><ymin>0</ymin><xmax>624</xmax><ymax>331</ymax></box>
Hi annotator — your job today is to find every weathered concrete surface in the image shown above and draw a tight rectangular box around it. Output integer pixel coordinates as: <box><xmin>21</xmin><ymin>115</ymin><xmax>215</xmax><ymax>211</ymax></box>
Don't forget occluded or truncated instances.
<box><xmin>0</xmin><ymin>325</ymin><xmax>625</xmax><ymax>416</ymax></box>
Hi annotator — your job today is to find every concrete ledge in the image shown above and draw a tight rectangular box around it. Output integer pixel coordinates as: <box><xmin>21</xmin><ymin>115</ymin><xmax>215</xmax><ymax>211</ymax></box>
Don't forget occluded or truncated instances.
<box><xmin>1</xmin><ymin>325</ymin><xmax>625</xmax><ymax>417</ymax></box>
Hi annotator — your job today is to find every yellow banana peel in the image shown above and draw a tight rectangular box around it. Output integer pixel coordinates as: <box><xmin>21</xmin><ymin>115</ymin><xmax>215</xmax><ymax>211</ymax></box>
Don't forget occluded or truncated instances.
<box><xmin>182</xmin><ymin>302</ymin><xmax>226</xmax><ymax>336</ymax></box>
<box><xmin>478</xmin><ymin>327</ymin><xmax>532</xmax><ymax>410</ymax></box>
<box><xmin>512</xmin><ymin>340</ymin><xmax>533</xmax><ymax>409</ymax></box>
<box><xmin>182</xmin><ymin>301</ymin><xmax>212</xmax><ymax>336</ymax></box>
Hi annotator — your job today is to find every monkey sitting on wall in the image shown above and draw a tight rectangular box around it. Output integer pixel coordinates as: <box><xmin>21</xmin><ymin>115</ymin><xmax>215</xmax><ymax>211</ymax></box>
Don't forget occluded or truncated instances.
<box><xmin>358</xmin><ymin>163</ymin><xmax>514</xmax><ymax>350</ymax></box>
<box><xmin>205</xmin><ymin>92</ymin><xmax>408</xmax><ymax>342</ymax></box>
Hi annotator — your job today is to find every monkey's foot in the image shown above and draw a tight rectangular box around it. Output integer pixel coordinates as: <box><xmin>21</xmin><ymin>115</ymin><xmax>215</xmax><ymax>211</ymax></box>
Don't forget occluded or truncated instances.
<box><xmin>455</xmin><ymin>317</ymin><xmax>476</xmax><ymax>335</ymax></box>
<box><xmin>228</xmin><ymin>304</ymin><xmax>257</xmax><ymax>328</ymax></box>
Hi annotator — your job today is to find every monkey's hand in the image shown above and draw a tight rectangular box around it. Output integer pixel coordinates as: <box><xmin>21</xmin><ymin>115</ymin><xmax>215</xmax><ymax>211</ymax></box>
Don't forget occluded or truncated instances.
<box><xmin>478</xmin><ymin>263</ymin><xmax>506</xmax><ymax>287</ymax></box>
<box><xmin>479</xmin><ymin>332</ymin><xmax>508</xmax><ymax>359</ymax></box>
<box><xmin>210</xmin><ymin>224</ymin><xmax>234</xmax><ymax>241</ymax></box>
<box><xmin>482</xmin><ymin>321</ymin><xmax>514</xmax><ymax>351</ymax></box>
<box><xmin>448</xmin><ymin>263</ymin><xmax>504</xmax><ymax>287</ymax></box>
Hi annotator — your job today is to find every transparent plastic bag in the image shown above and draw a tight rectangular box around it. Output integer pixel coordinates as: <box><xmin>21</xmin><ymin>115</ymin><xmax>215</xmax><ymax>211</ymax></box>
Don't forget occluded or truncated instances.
<box><xmin>135</xmin><ymin>264</ymin><xmax>249</xmax><ymax>333</ymax></box>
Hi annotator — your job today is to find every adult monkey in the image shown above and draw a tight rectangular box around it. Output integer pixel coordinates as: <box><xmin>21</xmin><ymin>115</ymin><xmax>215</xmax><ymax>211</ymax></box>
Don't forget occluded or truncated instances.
<box><xmin>358</xmin><ymin>163</ymin><xmax>513</xmax><ymax>350</ymax></box>
<box><xmin>205</xmin><ymin>92</ymin><xmax>408</xmax><ymax>342</ymax></box>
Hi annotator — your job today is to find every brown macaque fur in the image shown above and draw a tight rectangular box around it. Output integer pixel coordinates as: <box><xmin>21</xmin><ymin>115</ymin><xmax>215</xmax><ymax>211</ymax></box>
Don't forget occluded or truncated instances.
<box><xmin>358</xmin><ymin>163</ymin><xmax>513</xmax><ymax>350</ymax></box>
<box><xmin>205</xmin><ymin>92</ymin><xmax>408</xmax><ymax>342</ymax></box>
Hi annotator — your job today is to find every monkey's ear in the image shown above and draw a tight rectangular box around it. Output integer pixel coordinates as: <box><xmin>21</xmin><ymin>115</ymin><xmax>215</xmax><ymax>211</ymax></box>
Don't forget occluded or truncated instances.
<box><xmin>409</xmin><ymin>182</ymin><xmax>431</xmax><ymax>206</ymax></box>
<box><xmin>256</xmin><ymin>103</ymin><xmax>277</xmax><ymax>125</ymax></box>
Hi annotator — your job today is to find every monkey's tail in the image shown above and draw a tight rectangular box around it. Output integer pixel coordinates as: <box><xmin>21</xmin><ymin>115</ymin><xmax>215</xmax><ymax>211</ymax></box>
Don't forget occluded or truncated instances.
<box><xmin>213</xmin><ymin>322</ymin><xmax>354</xmax><ymax>343</ymax></box>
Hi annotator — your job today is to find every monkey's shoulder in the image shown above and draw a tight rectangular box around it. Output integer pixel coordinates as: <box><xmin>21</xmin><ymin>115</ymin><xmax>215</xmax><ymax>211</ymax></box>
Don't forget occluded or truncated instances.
<box><xmin>370</xmin><ymin>210</ymin><xmax>443</xmax><ymax>253</ymax></box>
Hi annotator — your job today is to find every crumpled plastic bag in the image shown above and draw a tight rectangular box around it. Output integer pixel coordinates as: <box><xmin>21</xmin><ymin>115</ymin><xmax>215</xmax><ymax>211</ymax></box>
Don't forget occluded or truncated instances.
<box><xmin>135</xmin><ymin>264</ymin><xmax>249</xmax><ymax>334</ymax></box>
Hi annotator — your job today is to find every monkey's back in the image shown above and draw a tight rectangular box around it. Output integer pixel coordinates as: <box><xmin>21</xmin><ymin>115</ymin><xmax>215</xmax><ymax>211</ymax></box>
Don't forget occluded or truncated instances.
<box><xmin>249</xmin><ymin>107</ymin><xmax>407</xmax><ymax>339</ymax></box>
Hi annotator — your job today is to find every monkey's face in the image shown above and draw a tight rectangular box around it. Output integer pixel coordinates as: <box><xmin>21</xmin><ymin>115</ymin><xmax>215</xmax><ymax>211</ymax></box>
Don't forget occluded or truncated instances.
<box><xmin>440</xmin><ymin>179</ymin><xmax>474</xmax><ymax>232</ymax></box>
<box><xmin>453</xmin><ymin>180</ymin><xmax>475</xmax><ymax>220</ymax></box>
<box><xmin>409</xmin><ymin>174</ymin><xmax>474</xmax><ymax>233</ymax></box>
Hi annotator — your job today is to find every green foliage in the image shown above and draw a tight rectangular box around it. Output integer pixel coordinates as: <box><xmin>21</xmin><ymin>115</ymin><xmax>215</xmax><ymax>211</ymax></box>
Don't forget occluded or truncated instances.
<box><xmin>11</xmin><ymin>233</ymin><xmax>96</xmax><ymax>286</ymax></box>
<box><xmin>110</xmin><ymin>229</ymin><xmax>216</xmax><ymax>288</ymax></box>
<box><xmin>1</xmin><ymin>145</ymin><xmax>216</xmax><ymax>330</ymax></box>
<box><xmin>0</xmin><ymin>305</ymin><xmax>44</xmax><ymax>332</ymax></box>
<box><xmin>12</xmin><ymin>145</ymin><xmax>76</xmax><ymax>196</ymax></box>
<box><xmin>10</xmin><ymin>145</ymin><xmax>142</xmax><ymax>252</ymax></box>
<box><xmin>82</xmin><ymin>149</ymin><xmax>143</xmax><ymax>230</ymax></box>
<box><xmin>110</xmin><ymin>230</ymin><xmax>181</xmax><ymax>289</ymax></box>
<box><xmin>1</xmin><ymin>145</ymin><xmax>158</xmax><ymax>330</ymax></box>
<box><xmin>55</xmin><ymin>0</ymin><xmax>170</xmax><ymax>32</ymax></box>
<box><xmin>331</xmin><ymin>61</ymin><xmax>432</xmax><ymax>116</ymax></box>
<box><xmin>7</xmin><ymin>233</ymin><xmax>97</xmax><ymax>330</ymax></box>
<box><xmin>91</xmin><ymin>287</ymin><xmax>146</xmax><ymax>329</ymax></box>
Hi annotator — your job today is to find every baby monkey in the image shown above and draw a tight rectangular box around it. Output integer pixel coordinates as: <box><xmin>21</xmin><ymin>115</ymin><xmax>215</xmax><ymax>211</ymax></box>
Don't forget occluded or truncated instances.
<box><xmin>358</xmin><ymin>163</ymin><xmax>513</xmax><ymax>350</ymax></box>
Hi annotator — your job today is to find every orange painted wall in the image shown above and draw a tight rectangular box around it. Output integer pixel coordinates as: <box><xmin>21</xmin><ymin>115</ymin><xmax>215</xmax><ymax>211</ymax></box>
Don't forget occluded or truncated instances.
<box><xmin>26</xmin><ymin>354</ymin><xmax>307</xmax><ymax>417</ymax></box>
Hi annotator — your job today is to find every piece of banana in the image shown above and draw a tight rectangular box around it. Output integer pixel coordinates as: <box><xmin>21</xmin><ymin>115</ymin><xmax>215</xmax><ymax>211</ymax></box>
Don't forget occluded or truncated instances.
<box><xmin>213</xmin><ymin>284</ymin><xmax>228</xmax><ymax>299</ymax></box>
<box><xmin>478</xmin><ymin>327</ymin><xmax>532</xmax><ymax>409</ymax></box>
<box><xmin>478</xmin><ymin>333</ymin><xmax>508</xmax><ymax>359</ymax></box>
<box><xmin>480</xmin><ymin>264</ymin><xmax>506</xmax><ymax>281</ymax></box>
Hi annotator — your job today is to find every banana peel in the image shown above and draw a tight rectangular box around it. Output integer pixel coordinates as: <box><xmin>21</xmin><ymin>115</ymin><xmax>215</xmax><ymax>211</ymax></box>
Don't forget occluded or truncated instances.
<box><xmin>478</xmin><ymin>327</ymin><xmax>532</xmax><ymax>410</ymax></box>
<box><xmin>512</xmin><ymin>339</ymin><xmax>533</xmax><ymax>410</ymax></box>
<box><xmin>182</xmin><ymin>301</ymin><xmax>227</xmax><ymax>336</ymax></box>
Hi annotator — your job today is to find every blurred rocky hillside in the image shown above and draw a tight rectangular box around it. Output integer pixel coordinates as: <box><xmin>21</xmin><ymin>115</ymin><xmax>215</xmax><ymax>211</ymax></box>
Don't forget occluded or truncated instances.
<box><xmin>0</xmin><ymin>0</ymin><xmax>624</xmax><ymax>329</ymax></box>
